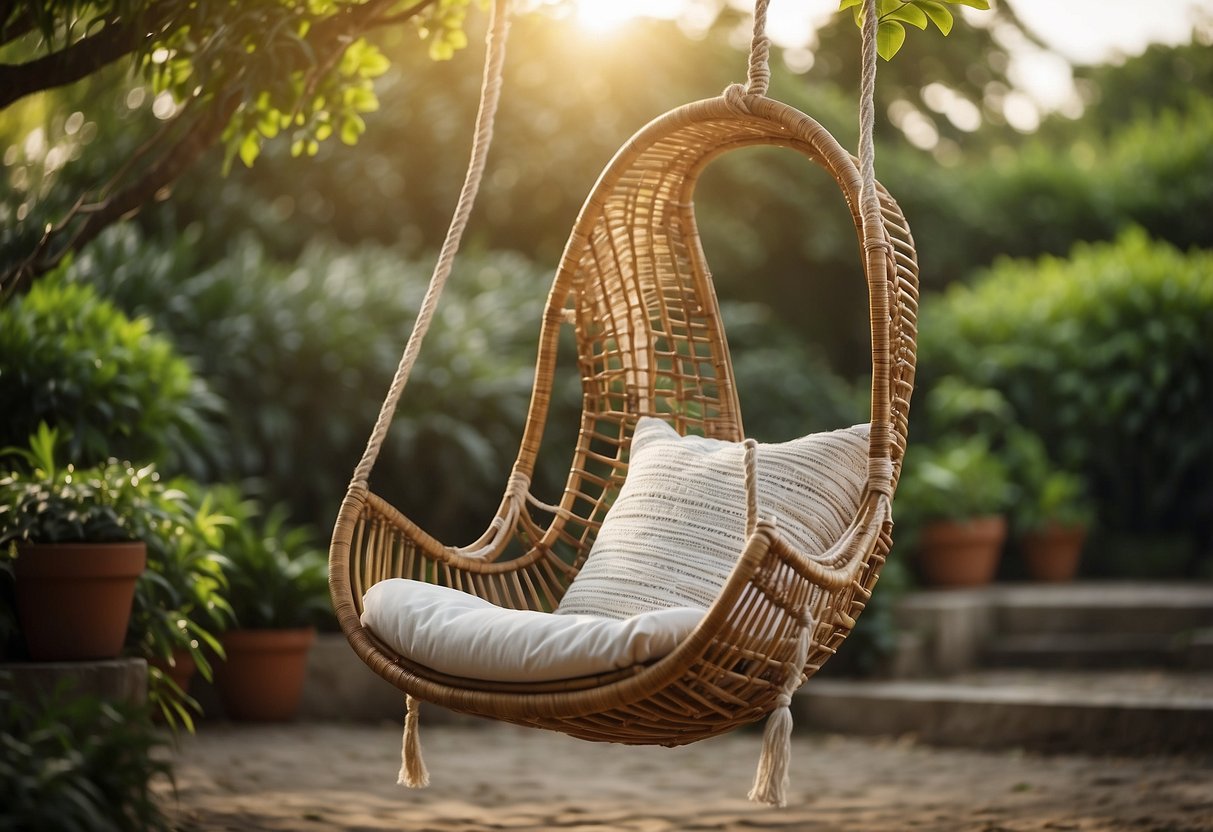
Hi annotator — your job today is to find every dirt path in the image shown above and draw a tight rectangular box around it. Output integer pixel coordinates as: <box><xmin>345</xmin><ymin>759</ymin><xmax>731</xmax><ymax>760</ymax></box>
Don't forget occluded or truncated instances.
<box><xmin>162</xmin><ymin>721</ymin><xmax>1213</xmax><ymax>831</ymax></box>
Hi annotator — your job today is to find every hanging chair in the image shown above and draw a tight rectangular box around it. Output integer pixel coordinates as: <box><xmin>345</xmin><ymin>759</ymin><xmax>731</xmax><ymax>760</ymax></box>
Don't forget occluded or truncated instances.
<box><xmin>330</xmin><ymin>0</ymin><xmax>918</xmax><ymax>806</ymax></box>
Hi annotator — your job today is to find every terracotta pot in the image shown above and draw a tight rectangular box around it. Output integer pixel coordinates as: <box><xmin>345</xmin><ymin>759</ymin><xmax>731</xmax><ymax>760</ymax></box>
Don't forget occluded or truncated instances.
<box><xmin>1022</xmin><ymin>523</ymin><xmax>1086</xmax><ymax>582</ymax></box>
<box><xmin>14</xmin><ymin>541</ymin><xmax>146</xmax><ymax>661</ymax></box>
<box><xmin>216</xmin><ymin>628</ymin><xmax>315</xmax><ymax>721</ymax></box>
<box><xmin>917</xmin><ymin>516</ymin><xmax>1007</xmax><ymax>588</ymax></box>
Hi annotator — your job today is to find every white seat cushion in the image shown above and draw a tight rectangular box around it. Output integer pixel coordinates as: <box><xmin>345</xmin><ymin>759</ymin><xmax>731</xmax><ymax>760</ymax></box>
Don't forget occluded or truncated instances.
<box><xmin>360</xmin><ymin>579</ymin><xmax>705</xmax><ymax>682</ymax></box>
<box><xmin>555</xmin><ymin>417</ymin><xmax>869</xmax><ymax>619</ymax></box>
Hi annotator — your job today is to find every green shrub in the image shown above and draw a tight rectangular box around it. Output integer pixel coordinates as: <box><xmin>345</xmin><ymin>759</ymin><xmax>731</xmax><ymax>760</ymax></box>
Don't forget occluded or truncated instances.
<box><xmin>0</xmin><ymin>684</ymin><xmax>173</xmax><ymax>831</ymax></box>
<box><xmin>72</xmin><ymin>226</ymin><xmax>861</xmax><ymax>546</ymax></box>
<box><xmin>896</xmin><ymin>436</ymin><xmax>1014</xmax><ymax>534</ymax></box>
<box><xmin>0</xmin><ymin>265</ymin><xmax>221</xmax><ymax>477</ymax></box>
<box><xmin>724</xmin><ymin>302</ymin><xmax>866</xmax><ymax>440</ymax></box>
<box><xmin>210</xmin><ymin>489</ymin><xmax>330</xmax><ymax>630</ymax></box>
<box><xmin>918</xmin><ymin>229</ymin><xmax>1213</xmax><ymax>572</ymax></box>
<box><xmin>889</xmin><ymin>97</ymin><xmax>1213</xmax><ymax>291</ymax></box>
<box><xmin>72</xmin><ymin>227</ymin><xmax>567</xmax><ymax>541</ymax></box>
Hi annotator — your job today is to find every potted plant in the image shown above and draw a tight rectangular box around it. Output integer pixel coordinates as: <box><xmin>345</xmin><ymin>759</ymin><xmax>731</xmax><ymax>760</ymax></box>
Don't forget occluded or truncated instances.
<box><xmin>212</xmin><ymin>495</ymin><xmax>329</xmax><ymax>721</ymax></box>
<box><xmin>1016</xmin><ymin>468</ymin><xmax>1093</xmax><ymax>582</ymax></box>
<box><xmin>998</xmin><ymin>428</ymin><xmax>1094</xmax><ymax>582</ymax></box>
<box><xmin>0</xmin><ymin>425</ymin><xmax>160</xmax><ymax>661</ymax></box>
<box><xmin>897</xmin><ymin>436</ymin><xmax>1013</xmax><ymax>588</ymax></box>
<box><xmin>128</xmin><ymin>485</ymin><xmax>235</xmax><ymax>731</ymax></box>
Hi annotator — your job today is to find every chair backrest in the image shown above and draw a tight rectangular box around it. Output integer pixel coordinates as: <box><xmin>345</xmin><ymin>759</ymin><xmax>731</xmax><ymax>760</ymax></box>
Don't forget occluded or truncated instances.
<box><xmin>513</xmin><ymin>96</ymin><xmax>919</xmax><ymax>575</ymax></box>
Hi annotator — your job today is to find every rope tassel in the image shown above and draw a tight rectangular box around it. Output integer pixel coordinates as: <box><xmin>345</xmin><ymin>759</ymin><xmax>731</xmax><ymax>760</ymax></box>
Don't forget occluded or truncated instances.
<box><xmin>398</xmin><ymin>695</ymin><xmax>430</xmax><ymax>789</ymax></box>
<box><xmin>748</xmin><ymin>692</ymin><xmax>794</xmax><ymax>806</ymax></box>
<box><xmin>749</xmin><ymin>623</ymin><xmax>812</xmax><ymax>807</ymax></box>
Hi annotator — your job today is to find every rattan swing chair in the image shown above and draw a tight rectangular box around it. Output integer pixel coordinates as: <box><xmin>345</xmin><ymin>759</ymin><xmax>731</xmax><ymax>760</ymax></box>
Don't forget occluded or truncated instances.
<box><xmin>330</xmin><ymin>0</ymin><xmax>918</xmax><ymax>807</ymax></box>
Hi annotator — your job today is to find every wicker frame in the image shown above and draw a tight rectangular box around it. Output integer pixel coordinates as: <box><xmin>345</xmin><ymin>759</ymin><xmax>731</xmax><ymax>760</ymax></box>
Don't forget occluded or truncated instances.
<box><xmin>329</xmin><ymin>93</ymin><xmax>918</xmax><ymax>747</ymax></box>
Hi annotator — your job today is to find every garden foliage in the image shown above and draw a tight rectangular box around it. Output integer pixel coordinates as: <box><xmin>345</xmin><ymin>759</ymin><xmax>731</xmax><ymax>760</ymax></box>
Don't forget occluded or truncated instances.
<box><xmin>918</xmin><ymin>229</ymin><xmax>1213</xmax><ymax>571</ymax></box>
<box><xmin>0</xmin><ymin>685</ymin><xmax>173</xmax><ymax>832</ymax></box>
<box><xmin>0</xmin><ymin>269</ymin><xmax>221</xmax><ymax>477</ymax></box>
<box><xmin>70</xmin><ymin>226</ymin><xmax>863</xmax><ymax>542</ymax></box>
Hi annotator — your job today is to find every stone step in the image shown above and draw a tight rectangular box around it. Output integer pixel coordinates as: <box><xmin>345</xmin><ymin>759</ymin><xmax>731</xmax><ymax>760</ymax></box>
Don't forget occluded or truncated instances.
<box><xmin>893</xmin><ymin>582</ymin><xmax>1213</xmax><ymax>675</ymax></box>
<box><xmin>982</xmin><ymin>632</ymin><xmax>1192</xmax><ymax>670</ymax></box>
<box><xmin>795</xmin><ymin>669</ymin><xmax>1213</xmax><ymax>754</ymax></box>
<box><xmin>0</xmin><ymin>658</ymin><xmax>148</xmax><ymax>707</ymax></box>
<box><xmin>989</xmin><ymin>583</ymin><xmax>1213</xmax><ymax>637</ymax></box>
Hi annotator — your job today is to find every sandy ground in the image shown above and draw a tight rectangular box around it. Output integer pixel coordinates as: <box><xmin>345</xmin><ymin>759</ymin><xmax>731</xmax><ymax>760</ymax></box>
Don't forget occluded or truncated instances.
<box><xmin>161</xmin><ymin>721</ymin><xmax>1213</xmax><ymax>832</ymax></box>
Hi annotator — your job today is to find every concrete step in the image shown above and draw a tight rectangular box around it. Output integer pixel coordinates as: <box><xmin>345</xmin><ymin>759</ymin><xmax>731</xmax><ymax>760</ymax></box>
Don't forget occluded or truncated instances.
<box><xmin>982</xmin><ymin>632</ymin><xmax>1191</xmax><ymax>669</ymax></box>
<box><xmin>795</xmin><ymin>669</ymin><xmax>1213</xmax><ymax>754</ymax></box>
<box><xmin>989</xmin><ymin>583</ymin><xmax>1213</xmax><ymax>637</ymax></box>
<box><xmin>0</xmin><ymin>658</ymin><xmax>148</xmax><ymax>707</ymax></box>
<box><xmin>893</xmin><ymin>582</ymin><xmax>1213</xmax><ymax>675</ymax></box>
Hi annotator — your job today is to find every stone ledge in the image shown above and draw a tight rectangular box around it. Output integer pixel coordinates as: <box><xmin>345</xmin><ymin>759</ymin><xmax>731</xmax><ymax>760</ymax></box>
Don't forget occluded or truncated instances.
<box><xmin>0</xmin><ymin>657</ymin><xmax>148</xmax><ymax>706</ymax></box>
<box><xmin>795</xmin><ymin>672</ymin><xmax>1213</xmax><ymax>754</ymax></box>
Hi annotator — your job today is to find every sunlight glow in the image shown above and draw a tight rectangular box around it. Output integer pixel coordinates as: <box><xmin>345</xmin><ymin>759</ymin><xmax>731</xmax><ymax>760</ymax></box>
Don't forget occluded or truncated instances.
<box><xmin>573</xmin><ymin>0</ymin><xmax>684</xmax><ymax>34</ymax></box>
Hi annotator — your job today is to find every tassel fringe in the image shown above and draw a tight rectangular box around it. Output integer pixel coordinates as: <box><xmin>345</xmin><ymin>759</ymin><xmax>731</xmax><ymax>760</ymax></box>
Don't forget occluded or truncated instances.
<box><xmin>748</xmin><ymin>695</ymin><xmax>793</xmax><ymax>806</ymax></box>
<box><xmin>749</xmin><ymin>622</ymin><xmax>812</xmax><ymax>807</ymax></box>
<box><xmin>398</xmin><ymin>694</ymin><xmax>430</xmax><ymax>788</ymax></box>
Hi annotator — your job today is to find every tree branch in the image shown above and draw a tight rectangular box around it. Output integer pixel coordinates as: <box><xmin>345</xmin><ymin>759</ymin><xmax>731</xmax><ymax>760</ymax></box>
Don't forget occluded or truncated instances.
<box><xmin>368</xmin><ymin>0</ymin><xmax>439</xmax><ymax>30</ymax></box>
<box><xmin>0</xmin><ymin>13</ymin><xmax>158</xmax><ymax>109</ymax></box>
<box><xmin>0</xmin><ymin>92</ymin><xmax>239</xmax><ymax>297</ymax></box>
<box><xmin>0</xmin><ymin>5</ymin><xmax>37</xmax><ymax>47</ymax></box>
<box><xmin>0</xmin><ymin>0</ymin><xmax>456</xmax><ymax>297</ymax></box>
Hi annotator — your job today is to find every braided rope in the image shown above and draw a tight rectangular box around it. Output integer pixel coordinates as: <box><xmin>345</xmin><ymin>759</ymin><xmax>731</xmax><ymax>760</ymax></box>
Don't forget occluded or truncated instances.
<box><xmin>745</xmin><ymin>0</ymin><xmax>772</xmax><ymax>96</ymax></box>
<box><xmin>858</xmin><ymin>0</ymin><xmax>880</xmax><ymax>230</ymax></box>
<box><xmin>729</xmin><ymin>0</ymin><xmax>893</xmax><ymax>496</ymax></box>
<box><xmin>353</xmin><ymin>0</ymin><xmax>512</xmax><ymax>486</ymax></box>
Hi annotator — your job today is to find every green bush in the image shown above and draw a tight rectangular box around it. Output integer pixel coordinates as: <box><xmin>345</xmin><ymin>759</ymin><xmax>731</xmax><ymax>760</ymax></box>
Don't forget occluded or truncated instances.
<box><xmin>0</xmin><ymin>685</ymin><xmax>173</xmax><ymax>831</ymax></box>
<box><xmin>889</xmin><ymin>96</ymin><xmax>1213</xmax><ymax>292</ymax></box>
<box><xmin>918</xmin><ymin>229</ymin><xmax>1213</xmax><ymax>573</ymax></box>
<box><xmin>210</xmin><ymin>489</ymin><xmax>331</xmax><ymax>630</ymax></box>
<box><xmin>72</xmin><ymin>226</ymin><xmax>861</xmax><ymax>545</ymax></box>
<box><xmin>72</xmin><ymin>227</ymin><xmax>568</xmax><ymax>542</ymax></box>
<box><xmin>724</xmin><ymin>302</ymin><xmax>866</xmax><ymax>440</ymax></box>
<box><xmin>0</xmin><ymin>265</ymin><xmax>221</xmax><ymax>477</ymax></box>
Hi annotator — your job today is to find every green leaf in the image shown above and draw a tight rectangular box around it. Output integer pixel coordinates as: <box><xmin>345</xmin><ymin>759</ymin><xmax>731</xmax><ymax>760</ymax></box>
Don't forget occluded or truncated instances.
<box><xmin>917</xmin><ymin>1</ymin><xmax>954</xmax><ymax>34</ymax></box>
<box><xmin>945</xmin><ymin>0</ymin><xmax>991</xmax><ymax>8</ymax></box>
<box><xmin>838</xmin><ymin>0</ymin><xmax>862</xmax><ymax>8</ymax></box>
<box><xmin>886</xmin><ymin>3</ymin><xmax>929</xmax><ymax>29</ymax></box>
<box><xmin>238</xmin><ymin>133</ymin><xmax>260</xmax><ymax>168</ymax></box>
<box><xmin>877</xmin><ymin>20</ymin><xmax>906</xmax><ymax>60</ymax></box>
<box><xmin>340</xmin><ymin>114</ymin><xmax>365</xmax><ymax>146</ymax></box>
<box><xmin>358</xmin><ymin>47</ymin><xmax>390</xmax><ymax>78</ymax></box>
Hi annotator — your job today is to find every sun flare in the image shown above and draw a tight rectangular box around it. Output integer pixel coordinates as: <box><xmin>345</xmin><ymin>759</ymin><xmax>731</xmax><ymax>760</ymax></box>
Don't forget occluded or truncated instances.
<box><xmin>573</xmin><ymin>0</ymin><xmax>684</xmax><ymax>34</ymax></box>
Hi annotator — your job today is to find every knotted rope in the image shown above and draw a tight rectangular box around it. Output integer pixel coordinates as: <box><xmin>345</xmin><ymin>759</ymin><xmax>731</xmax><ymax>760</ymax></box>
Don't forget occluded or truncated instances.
<box><xmin>387</xmin><ymin>0</ymin><xmax>512</xmax><ymax>789</ymax></box>
<box><xmin>744</xmin><ymin>0</ymin><xmax>888</xmax><ymax>808</ymax></box>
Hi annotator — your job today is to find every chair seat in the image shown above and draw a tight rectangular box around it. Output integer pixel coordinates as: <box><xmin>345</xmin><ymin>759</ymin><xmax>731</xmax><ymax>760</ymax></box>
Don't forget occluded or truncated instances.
<box><xmin>361</xmin><ymin>580</ymin><xmax>705</xmax><ymax>683</ymax></box>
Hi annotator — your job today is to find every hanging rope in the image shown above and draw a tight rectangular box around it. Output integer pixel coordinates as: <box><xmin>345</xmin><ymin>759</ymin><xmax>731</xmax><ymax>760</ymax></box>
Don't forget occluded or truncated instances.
<box><xmin>352</xmin><ymin>0</ymin><xmax>512</xmax><ymax>488</ymax></box>
<box><xmin>744</xmin><ymin>0</ymin><xmax>772</xmax><ymax>96</ymax></box>
<box><xmin>741</xmin><ymin>0</ymin><xmax>888</xmax><ymax>808</ymax></box>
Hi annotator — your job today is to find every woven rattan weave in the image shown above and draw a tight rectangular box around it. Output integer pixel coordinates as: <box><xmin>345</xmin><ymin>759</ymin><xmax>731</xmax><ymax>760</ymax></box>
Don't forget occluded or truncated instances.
<box><xmin>328</xmin><ymin>0</ymin><xmax>918</xmax><ymax>803</ymax></box>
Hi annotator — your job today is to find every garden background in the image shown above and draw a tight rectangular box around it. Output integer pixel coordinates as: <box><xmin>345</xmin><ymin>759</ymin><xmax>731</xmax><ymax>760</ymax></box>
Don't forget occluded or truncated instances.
<box><xmin>3</xmin><ymin>0</ymin><xmax>1211</xmax><ymax>660</ymax></box>
<box><xmin>1</xmin><ymin>3</ymin><xmax>1212</xmax><ymax>822</ymax></box>
<box><xmin>2</xmin><ymin>1</ymin><xmax>1211</xmax><ymax>825</ymax></box>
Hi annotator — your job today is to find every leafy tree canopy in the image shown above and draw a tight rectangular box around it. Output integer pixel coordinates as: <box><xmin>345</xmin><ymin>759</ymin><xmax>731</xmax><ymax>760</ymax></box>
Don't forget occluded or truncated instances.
<box><xmin>0</xmin><ymin>0</ymin><xmax>995</xmax><ymax>297</ymax></box>
<box><xmin>0</xmin><ymin>0</ymin><xmax>473</xmax><ymax>295</ymax></box>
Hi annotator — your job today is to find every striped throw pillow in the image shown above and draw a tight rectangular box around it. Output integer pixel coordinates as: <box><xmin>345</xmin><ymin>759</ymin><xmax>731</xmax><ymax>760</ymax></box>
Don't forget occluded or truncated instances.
<box><xmin>555</xmin><ymin>417</ymin><xmax>869</xmax><ymax>619</ymax></box>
